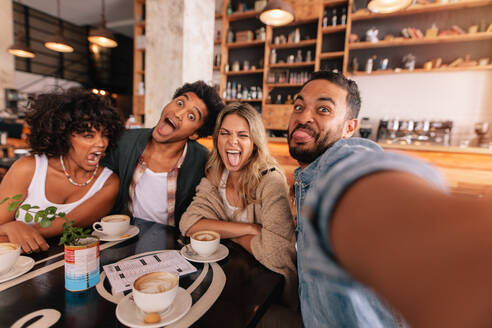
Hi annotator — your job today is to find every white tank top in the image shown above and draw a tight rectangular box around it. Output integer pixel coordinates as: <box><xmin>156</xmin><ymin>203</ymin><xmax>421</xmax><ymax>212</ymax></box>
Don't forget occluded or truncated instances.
<box><xmin>17</xmin><ymin>154</ymin><xmax>113</xmax><ymax>223</ymax></box>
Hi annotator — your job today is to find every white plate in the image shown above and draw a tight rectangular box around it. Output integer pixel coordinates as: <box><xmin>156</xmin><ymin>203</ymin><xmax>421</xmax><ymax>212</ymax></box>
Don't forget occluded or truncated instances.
<box><xmin>116</xmin><ymin>287</ymin><xmax>192</xmax><ymax>328</ymax></box>
<box><xmin>0</xmin><ymin>256</ymin><xmax>35</xmax><ymax>283</ymax></box>
<box><xmin>92</xmin><ymin>225</ymin><xmax>140</xmax><ymax>242</ymax></box>
<box><xmin>180</xmin><ymin>244</ymin><xmax>229</xmax><ymax>263</ymax></box>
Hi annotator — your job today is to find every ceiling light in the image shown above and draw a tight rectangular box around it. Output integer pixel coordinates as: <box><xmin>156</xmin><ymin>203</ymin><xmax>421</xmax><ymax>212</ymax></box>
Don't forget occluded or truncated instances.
<box><xmin>367</xmin><ymin>0</ymin><xmax>413</xmax><ymax>13</ymax></box>
<box><xmin>8</xmin><ymin>41</ymin><xmax>35</xmax><ymax>58</ymax></box>
<box><xmin>259</xmin><ymin>0</ymin><xmax>295</xmax><ymax>26</ymax></box>
<box><xmin>88</xmin><ymin>0</ymin><xmax>118</xmax><ymax>48</ymax></box>
<box><xmin>44</xmin><ymin>0</ymin><xmax>74</xmax><ymax>53</ymax></box>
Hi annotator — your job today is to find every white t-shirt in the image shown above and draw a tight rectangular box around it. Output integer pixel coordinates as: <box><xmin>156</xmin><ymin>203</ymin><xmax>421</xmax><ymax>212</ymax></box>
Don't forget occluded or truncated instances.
<box><xmin>218</xmin><ymin>170</ymin><xmax>247</xmax><ymax>222</ymax></box>
<box><xmin>132</xmin><ymin>167</ymin><xmax>169</xmax><ymax>224</ymax></box>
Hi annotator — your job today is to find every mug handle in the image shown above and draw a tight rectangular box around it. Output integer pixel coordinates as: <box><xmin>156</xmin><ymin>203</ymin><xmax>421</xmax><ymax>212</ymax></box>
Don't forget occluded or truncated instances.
<box><xmin>92</xmin><ymin>222</ymin><xmax>103</xmax><ymax>232</ymax></box>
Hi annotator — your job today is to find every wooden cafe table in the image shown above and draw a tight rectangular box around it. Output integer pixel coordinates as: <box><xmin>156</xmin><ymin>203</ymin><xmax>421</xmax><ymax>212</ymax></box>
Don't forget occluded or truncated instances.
<box><xmin>0</xmin><ymin>218</ymin><xmax>283</xmax><ymax>327</ymax></box>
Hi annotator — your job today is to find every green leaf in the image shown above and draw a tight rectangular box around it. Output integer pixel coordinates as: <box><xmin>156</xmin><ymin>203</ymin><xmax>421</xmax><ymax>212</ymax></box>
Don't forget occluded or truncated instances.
<box><xmin>0</xmin><ymin>197</ymin><xmax>10</xmax><ymax>205</ymax></box>
<box><xmin>8</xmin><ymin>201</ymin><xmax>20</xmax><ymax>212</ymax></box>
<box><xmin>45</xmin><ymin>206</ymin><xmax>57</xmax><ymax>215</ymax></box>
<box><xmin>58</xmin><ymin>212</ymin><xmax>66</xmax><ymax>218</ymax></box>
<box><xmin>30</xmin><ymin>205</ymin><xmax>40</xmax><ymax>209</ymax></box>
<box><xmin>40</xmin><ymin>217</ymin><xmax>52</xmax><ymax>228</ymax></box>
<box><xmin>15</xmin><ymin>210</ymin><xmax>19</xmax><ymax>219</ymax></box>
<box><xmin>19</xmin><ymin>204</ymin><xmax>31</xmax><ymax>211</ymax></box>
<box><xmin>34</xmin><ymin>211</ymin><xmax>42</xmax><ymax>223</ymax></box>
<box><xmin>12</xmin><ymin>194</ymin><xmax>22</xmax><ymax>200</ymax></box>
<box><xmin>25</xmin><ymin>212</ymin><xmax>33</xmax><ymax>223</ymax></box>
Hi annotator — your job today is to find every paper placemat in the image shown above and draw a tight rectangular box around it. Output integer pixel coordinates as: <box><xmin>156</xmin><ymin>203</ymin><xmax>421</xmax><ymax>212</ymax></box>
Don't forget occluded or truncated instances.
<box><xmin>103</xmin><ymin>250</ymin><xmax>197</xmax><ymax>294</ymax></box>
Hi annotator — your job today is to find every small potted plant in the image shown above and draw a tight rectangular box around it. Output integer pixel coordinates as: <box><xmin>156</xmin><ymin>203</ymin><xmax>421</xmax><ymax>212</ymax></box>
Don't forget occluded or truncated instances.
<box><xmin>1</xmin><ymin>195</ymin><xmax>100</xmax><ymax>292</ymax></box>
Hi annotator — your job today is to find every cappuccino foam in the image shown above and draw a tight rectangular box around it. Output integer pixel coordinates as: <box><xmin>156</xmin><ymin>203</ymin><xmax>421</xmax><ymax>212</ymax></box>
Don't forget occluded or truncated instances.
<box><xmin>103</xmin><ymin>217</ymin><xmax>128</xmax><ymax>223</ymax></box>
<box><xmin>0</xmin><ymin>244</ymin><xmax>17</xmax><ymax>255</ymax></box>
<box><xmin>194</xmin><ymin>233</ymin><xmax>217</xmax><ymax>241</ymax></box>
<box><xmin>136</xmin><ymin>275</ymin><xmax>177</xmax><ymax>294</ymax></box>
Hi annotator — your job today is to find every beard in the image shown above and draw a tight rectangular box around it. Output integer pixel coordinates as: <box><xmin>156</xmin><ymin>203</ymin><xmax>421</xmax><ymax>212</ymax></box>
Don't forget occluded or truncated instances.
<box><xmin>288</xmin><ymin>124</ymin><xmax>342</xmax><ymax>165</ymax></box>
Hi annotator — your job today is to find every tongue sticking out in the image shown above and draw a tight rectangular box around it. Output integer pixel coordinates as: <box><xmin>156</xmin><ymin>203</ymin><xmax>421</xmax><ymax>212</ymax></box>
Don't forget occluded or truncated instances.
<box><xmin>158</xmin><ymin>120</ymin><xmax>175</xmax><ymax>136</ymax></box>
<box><xmin>227</xmin><ymin>153</ymin><xmax>240</xmax><ymax>167</ymax></box>
<box><xmin>292</xmin><ymin>129</ymin><xmax>313</xmax><ymax>143</ymax></box>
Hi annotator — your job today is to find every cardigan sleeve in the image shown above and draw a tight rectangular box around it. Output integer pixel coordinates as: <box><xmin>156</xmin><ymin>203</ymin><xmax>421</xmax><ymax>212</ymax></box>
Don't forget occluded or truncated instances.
<box><xmin>250</xmin><ymin>170</ymin><xmax>298</xmax><ymax>307</ymax></box>
<box><xmin>178</xmin><ymin>177</ymin><xmax>225</xmax><ymax>236</ymax></box>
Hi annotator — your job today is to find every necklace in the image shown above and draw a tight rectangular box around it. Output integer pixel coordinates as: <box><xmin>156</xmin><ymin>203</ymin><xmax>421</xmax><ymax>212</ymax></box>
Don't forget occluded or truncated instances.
<box><xmin>60</xmin><ymin>155</ymin><xmax>99</xmax><ymax>187</ymax></box>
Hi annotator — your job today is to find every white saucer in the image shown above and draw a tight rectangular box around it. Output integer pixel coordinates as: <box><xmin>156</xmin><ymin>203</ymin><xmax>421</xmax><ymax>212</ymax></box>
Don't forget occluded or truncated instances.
<box><xmin>180</xmin><ymin>244</ymin><xmax>229</xmax><ymax>263</ymax></box>
<box><xmin>0</xmin><ymin>256</ymin><xmax>35</xmax><ymax>283</ymax></box>
<box><xmin>92</xmin><ymin>225</ymin><xmax>140</xmax><ymax>242</ymax></box>
<box><xmin>116</xmin><ymin>287</ymin><xmax>192</xmax><ymax>328</ymax></box>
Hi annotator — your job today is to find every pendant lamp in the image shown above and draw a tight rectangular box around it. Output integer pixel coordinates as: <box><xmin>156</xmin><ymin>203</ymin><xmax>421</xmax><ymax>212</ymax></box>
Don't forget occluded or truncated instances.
<box><xmin>44</xmin><ymin>0</ymin><xmax>74</xmax><ymax>53</ymax></box>
<box><xmin>259</xmin><ymin>0</ymin><xmax>295</xmax><ymax>26</ymax></box>
<box><xmin>88</xmin><ymin>0</ymin><xmax>118</xmax><ymax>48</ymax></box>
<box><xmin>367</xmin><ymin>0</ymin><xmax>413</xmax><ymax>13</ymax></box>
<box><xmin>8</xmin><ymin>40</ymin><xmax>35</xmax><ymax>59</ymax></box>
<box><xmin>8</xmin><ymin>2</ymin><xmax>35</xmax><ymax>58</ymax></box>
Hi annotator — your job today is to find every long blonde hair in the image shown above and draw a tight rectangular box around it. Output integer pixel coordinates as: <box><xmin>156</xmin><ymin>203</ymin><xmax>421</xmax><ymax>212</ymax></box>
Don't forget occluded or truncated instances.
<box><xmin>205</xmin><ymin>102</ymin><xmax>285</xmax><ymax>210</ymax></box>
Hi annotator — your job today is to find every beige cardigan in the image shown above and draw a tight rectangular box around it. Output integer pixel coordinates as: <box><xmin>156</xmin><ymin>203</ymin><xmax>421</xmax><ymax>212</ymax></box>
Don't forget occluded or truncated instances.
<box><xmin>179</xmin><ymin>169</ymin><xmax>298</xmax><ymax>307</ymax></box>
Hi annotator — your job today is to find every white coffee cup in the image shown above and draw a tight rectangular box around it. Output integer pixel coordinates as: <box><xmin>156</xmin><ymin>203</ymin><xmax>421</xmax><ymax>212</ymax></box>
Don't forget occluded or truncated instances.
<box><xmin>133</xmin><ymin>271</ymin><xmax>179</xmax><ymax>313</ymax></box>
<box><xmin>92</xmin><ymin>214</ymin><xmax>130</xmax><ymax>236</ymax></box>
<box><xmin>190</xmin><ymin>230</ymin><xmax>220</xmax><ymax>257</ymax></box>
<box><xmin>0</xmin><ymin>242</ymin><xmax>21</xmax><ymax>275</ymax></box>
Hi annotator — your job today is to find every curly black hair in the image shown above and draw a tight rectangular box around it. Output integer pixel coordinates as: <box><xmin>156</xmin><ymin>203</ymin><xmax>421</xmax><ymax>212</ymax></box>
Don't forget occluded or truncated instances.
<box><xmin>25</xmin><ymin>88</ymin><xmax>125</xmax><ymax>157</ymax></box>
<box><xmin>172</xmin><ymin>81</ymin><xmax>224</xmax><ymax>138</ymax></box>
<box><xmin>302</xmin><ymin>71</ymin><xmax>362</xmax><ymax>119</ymax></box>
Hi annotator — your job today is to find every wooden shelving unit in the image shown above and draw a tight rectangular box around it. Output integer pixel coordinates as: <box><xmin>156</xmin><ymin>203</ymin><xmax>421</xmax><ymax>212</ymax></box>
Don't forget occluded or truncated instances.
<box><xmin>322</xmin><ymin>25</ymin><xmax>346</xmax><ymax>34</ymax></box>
<box><xmin>270</xmin><ymin>61</ymin><xmax>316</xmax><ymax>68</ymax></box>
<box><xmin>227</xmin><ymin>9</ymin><xmax>260</xmax><ymax>22</ymax></box>
<box><xmin>225</xmin><ymin>69</ymin><xmax>264</xmax><ymax>76</ymax></box>
<box><xmin>265</xmin><ymin>83</ymin><xmax>304</xmax><ymax>88</ymax></box>
<box><xmin>224</xmin><ymin>98</ymin><xmax>262</xmax><ymax>102</ymax></box>
<box><xmin>212</xmin><ymin>0</ymin><xmax>492</xmax><ymax>133</ymax></box>
<box><xmin>349</xmin><ymin>32</ymin><xmax>492</xmax><ymax>49</ymax></box>
<box><xmin>226</xmin><ymin>40</ymin><xmax>265</xmax><ymax>49</ymax></box>
<box><xmin>349</xmin><ymin>64</ymin><xmax>492</xmax><ymax>76</ymax></box>
<box><xmin>270</xmin><ymin>40</ymin><xmax>317</xmax><ymax>49</ymax></box>
<box><xmin>320</xmin><ymin>51</ymin><xmax>345</xmax><ymax>59</ymax></box>
<box><xmin>351</xmin><ymin>0</ymin><xmax>492</xmax><ymax>20</ymax></box>
<box><xmin>132</xmin><ymin>0</ymin><xmax>146</xmax><ymax>120</ymax></box>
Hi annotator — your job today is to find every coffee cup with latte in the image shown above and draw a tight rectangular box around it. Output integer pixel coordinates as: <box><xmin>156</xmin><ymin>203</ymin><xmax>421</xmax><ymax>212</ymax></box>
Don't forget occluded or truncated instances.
<box><xmin>190</xmin><ymin>230</ymin><xmax>220</xmax><ymax>257</ymax></box>
<box><xmin>133</xmin><ymin>271</ymin><xmax>179</xmax><ymax>314</ymax></box>
<box><xmin>0</xmin><ymin>242</ymin><xmax>21</xmax><ymax>275</ymax></box>
<box><xmin>92</xmin><ymin>214</ymin><xmax>130</xmax><ymax>236</ymax></box>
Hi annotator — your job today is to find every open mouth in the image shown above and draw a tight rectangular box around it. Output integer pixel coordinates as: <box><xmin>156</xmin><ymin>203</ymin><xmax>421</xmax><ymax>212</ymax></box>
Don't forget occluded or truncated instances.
<box><xmin>226</xmin><ymin>150</ymin><xmax>241</xmax><ymax>167</ymax></box>
<box><xmin>87</xmin><ymin>151</ymin><xmax>103</xmax><ymax>166</ymax></box>
<box><xmin>158</xmin><ymin>117</ymin><xmax>177</xmax><ymax>136</ymax></box>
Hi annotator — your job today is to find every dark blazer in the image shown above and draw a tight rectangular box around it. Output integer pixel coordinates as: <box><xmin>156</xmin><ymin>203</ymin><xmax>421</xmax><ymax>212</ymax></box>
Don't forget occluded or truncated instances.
<box><xmin>102</xmin><ymin>128</ymin><xmax>209</xmax><ymax>226</ymax></box>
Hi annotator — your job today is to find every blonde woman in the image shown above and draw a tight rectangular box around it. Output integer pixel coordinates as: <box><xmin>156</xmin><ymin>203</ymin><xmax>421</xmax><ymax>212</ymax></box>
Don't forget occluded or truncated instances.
<box><xmin>180</xmin><ymin>102</ymin><xmax>297</xmax><ymax>307</ymax></box>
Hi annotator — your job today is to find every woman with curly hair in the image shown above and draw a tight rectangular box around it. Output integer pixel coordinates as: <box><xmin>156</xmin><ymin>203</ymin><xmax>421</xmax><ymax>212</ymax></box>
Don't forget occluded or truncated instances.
<box><xmin>0</xmin><ymin>88</ymin><xmax>124</xmax><ymax>253</ymax></box>
<box><xmin>179</xmin><ymin>102</ymin><xmax>297</xmax><ymax>308</ymax></box>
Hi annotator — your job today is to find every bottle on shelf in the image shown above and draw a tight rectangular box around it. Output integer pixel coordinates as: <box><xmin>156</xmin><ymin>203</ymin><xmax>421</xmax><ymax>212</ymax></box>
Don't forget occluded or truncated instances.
<box><xmin>276</xmin><ymin>94</ymin><xmax>282</xmax><ymax>104</ymax></box>
<box><xmin>257</xmin><ymin>88</ymin><xmax>263</xmax><ymax>100</ymax></box>
<box><xmin>227</xmin><ymin>29</ymin><xmax>234</xmax><ymax>43</ymax></box>
<box><xmin>231</xmin><ymin>82</ymin><xmax>237</xmax><ymax>99</ymax></box>
<box><xmin>331</xmin><ymin>9</ymin><xmax>337</xmax><ymax>26</ymax></box>
<box><xmin>237</xmin><ymin>84</ymin><xmax>242</xmax><ymax>99</ymax></box>
<box><xmin>322</xmin><ymin>9</ymin><xmax>328</xmax><ymax>28</ymax></box>
<box><xmin>227</xmin><ymin>2</ymin><xmax>233</xmax><ymax>15</ymax></box>
<box><xmin>294</xmin><ymin>28</ymin><xmax>301</xmax><ymax>43</ymax></box>
<box><xmin>270</xmin><ymin>49</ymin><xmax>277</xmax><ymax>64</ymax></box>
<box><xmin>296</xmin><ymin>50</ymin><xmax>303</xmax><ymax>63</ymax></box>
<box><xmin>341</xmin><ymin>8</ymin><xmax>346</xmax><ymax>25</ymax></box>
<box><xmin>226</xmin><ymin>81</ymin><xmax>231</xmax><ymax>99</ymax></box>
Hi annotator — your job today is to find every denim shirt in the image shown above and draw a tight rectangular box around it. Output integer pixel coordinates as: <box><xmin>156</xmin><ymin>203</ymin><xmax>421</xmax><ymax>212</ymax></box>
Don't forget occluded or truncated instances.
<box><xmin>295</xmin><ymin>138</ymin><xmax>446</xmax><ymax>328</ymax></box>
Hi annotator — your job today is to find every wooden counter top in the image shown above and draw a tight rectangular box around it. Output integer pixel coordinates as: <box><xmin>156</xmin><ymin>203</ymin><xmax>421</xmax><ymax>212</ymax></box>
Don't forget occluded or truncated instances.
<box><xmin>379</xmin><ymin>142</ymin><xmax>492</xmax><ymax>155</ymax></box>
